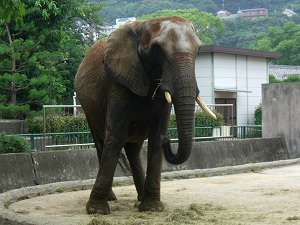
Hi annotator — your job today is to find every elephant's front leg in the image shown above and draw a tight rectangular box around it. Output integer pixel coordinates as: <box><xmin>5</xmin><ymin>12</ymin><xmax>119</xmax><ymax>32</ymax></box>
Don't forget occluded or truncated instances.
<box><xmin>138</xmin><ymin>122</ymin><xmax>165</xmax><ymax>212</ymax></box>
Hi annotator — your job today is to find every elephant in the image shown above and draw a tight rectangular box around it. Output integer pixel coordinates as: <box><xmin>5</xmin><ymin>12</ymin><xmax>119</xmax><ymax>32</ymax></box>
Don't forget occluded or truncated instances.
<box><xmin>74</xmin><ymin>16</ymin><xmax>216</xmax><ymax>215</ymax></box>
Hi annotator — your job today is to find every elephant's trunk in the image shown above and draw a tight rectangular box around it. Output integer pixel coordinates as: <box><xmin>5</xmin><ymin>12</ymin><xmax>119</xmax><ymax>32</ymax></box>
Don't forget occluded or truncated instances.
<box><xmin>163</xmin><ymin>96</ymin><xmax>195</xmax><ymax>165</ymax></box>
<box><xmin>162</xmin><ymin>55</ymin><xmax>196</xmax><ymax>165</ymax></box>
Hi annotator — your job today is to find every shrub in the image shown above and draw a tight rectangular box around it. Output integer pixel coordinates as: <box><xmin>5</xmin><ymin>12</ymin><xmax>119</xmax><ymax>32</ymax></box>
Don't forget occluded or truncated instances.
<box><xmin>283</xmin><ymin>74</ymin><xmax>300</xmax><ymax>82</ymax></box>
<box><xmin>168</xmin><ymin>111</ymin><xmax>223</xmax><ymax>138</ymax></box>
<box><xmin>27</xmin><ymin>113</ymin><xmax>89</xmax><ymax>134</ymax></box>
<box><xmin>0</xmin><ymin>132</ymin><xmax>31</xmax><ymax>154</ymax></box>
<box><xmin>254</xmin><ymin>103</ymin><xmax>262</xmax><ymax>125</ymax></box>
<box><xmin>269</xmin><ymin>74</ymin><xmax>283</xmax><ymax>83</ymax></box>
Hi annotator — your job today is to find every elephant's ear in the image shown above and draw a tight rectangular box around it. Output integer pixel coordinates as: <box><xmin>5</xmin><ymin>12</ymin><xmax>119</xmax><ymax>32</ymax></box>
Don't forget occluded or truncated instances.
<box><xmin>104</xmin><ymin>22</ymin><xmax>149</xmax><ymax>96</ymax></box>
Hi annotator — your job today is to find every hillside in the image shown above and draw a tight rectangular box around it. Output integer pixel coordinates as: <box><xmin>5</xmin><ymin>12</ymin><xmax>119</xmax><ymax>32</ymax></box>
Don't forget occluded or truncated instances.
<box><xmin>92</xmin><ymin>0</ymin><xmax>300</xmax><ymax>24</ymax></box>
<box><xmin>90</xmin><ymin>0</ymin><xmax>300</xmax><ymax>48</ymax></box>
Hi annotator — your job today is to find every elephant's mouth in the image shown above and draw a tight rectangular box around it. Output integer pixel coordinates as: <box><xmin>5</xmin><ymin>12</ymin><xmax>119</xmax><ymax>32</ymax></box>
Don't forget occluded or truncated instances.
<box><xmin>164</xmin><ymin>91</ymin><xmax>216</xmax><ymax>120</ymax></box>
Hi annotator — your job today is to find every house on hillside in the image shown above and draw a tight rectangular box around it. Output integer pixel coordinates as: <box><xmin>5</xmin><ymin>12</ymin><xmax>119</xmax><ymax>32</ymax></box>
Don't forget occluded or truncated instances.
<box><xmin>217</xmin><ymin>8</ymin><xmax>268</xmax><ymax>20</ymax></box>
<box><xmin>237</xmin><ymin>8</ymin><xmax>268</xmax><ymax>19</ymax></box>
<box><xmin>282</xmin><ymin>8</ymin><xmax>297</xmax><ymax>17</ymax></box>
<box><xmin>196</xmin><ymin>45</ymin><xmax>280</xmax><ymax>126</ymax></box>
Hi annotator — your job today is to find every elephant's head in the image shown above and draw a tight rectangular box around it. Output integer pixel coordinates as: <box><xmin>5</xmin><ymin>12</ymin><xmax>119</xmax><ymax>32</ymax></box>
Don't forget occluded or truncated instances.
<box><xmin>103</xmin><ymin>16</ymin><xmax>215</xmax><ymax>165</ymax></box>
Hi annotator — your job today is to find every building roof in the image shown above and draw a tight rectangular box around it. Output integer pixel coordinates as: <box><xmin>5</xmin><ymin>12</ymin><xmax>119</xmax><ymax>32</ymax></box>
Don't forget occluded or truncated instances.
<box><xmin>199</xmin><ymin>45</ymin><xmax>281</xmax><ymax>59</ymax></box>
<box><xmin>238</xmin><ymin>8</ymin><xmax>268</xmax><ymax>12</ymax></box>
<box><xmin>269</xmin><ymin>65</ymin><xmax>300</xmax><ymax>80</ymax></box>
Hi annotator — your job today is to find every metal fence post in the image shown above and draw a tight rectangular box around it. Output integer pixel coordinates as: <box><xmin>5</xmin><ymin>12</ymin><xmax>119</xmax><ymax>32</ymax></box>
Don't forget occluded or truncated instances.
<box><xmin>30</xmin><ymin>133</ymin><xmax>34</xmax><ymax>150</ymax></box>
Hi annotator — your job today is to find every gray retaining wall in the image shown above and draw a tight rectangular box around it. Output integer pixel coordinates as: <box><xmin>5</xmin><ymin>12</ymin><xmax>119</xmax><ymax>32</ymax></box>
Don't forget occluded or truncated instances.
<box><xmin>0</xmin><ymin>137</ymin><xmax>288</xmax><ymax>193</ymax></box>
<box><xmin>262</xmin><ymin>83</ymin><xmax>300</xmax><ymax>158</ymax></box>
<box><xmin>0</xmin><ymin>120</ymin><xmax>28</xmax><ymax>134</ymax></box>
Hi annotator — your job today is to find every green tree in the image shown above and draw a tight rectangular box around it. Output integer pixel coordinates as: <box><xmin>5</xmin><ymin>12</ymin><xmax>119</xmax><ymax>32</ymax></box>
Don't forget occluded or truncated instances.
<box><xmin>216</xmin><ymin>14</ymin><xmax>292</xmax><ymax>48</ymax></box>
<box><xmin>0</xmin><ymin>0</ymin><xmax>104</xmax><ymax>119</ymax></box>
<box><xmin>250</xmin><ymin>22</ymin><xmax>300</xmax><ymax>65</ymax></box>
<box><xmin>138</xmin><ymin>8</ymin><xmax>224</xmax><ymax>45</ymax></box>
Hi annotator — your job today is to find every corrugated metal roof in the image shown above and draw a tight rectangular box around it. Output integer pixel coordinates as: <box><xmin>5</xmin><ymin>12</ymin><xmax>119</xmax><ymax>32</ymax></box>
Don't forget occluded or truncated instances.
<box><xmin>269</xmin><ymin>65</ymin><xmax>300</xmax><ymax>80</ymax></box>
<box><xmin>199</xmin><ymin>45</ymin><xmax>280</xmax><ymax>59</ymax></box>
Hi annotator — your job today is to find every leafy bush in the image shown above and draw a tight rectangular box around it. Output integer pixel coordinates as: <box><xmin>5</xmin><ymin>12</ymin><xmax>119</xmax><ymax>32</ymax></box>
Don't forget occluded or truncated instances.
<box><xmin>283</xmin><ymin>74</ymin><xmax>300</xmax><ymax>82</ymax></box>
<box><xmin>168</xmin><ymin>111</ymin><xmax>223</xmax><ymax>138</ymax></box>
<box><xmin>254</xmin><ymin>103</ymin><xmax>262</xmax><ymax>125</ymax></box>
<box><xmin>0</xmin><ymin>132</ymin><xmax>31</xmax><ymax>154</ymax></box>
<box><xmin>269</xmin><ymin>74</ymin><xmax>282</xmax><ymax>83</ymax></box>
<box><xmin>27</xmin><ymin>116</ymin><xmax>43</xmax><ymax>133</ymax></box>
<box><xmin>27</xmin><ymin>113</ymin><xmax>89</xmax><ymax>134</ymax></box>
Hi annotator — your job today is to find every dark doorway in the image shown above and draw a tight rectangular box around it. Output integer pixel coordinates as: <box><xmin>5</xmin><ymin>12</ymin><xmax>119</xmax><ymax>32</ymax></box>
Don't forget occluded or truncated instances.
<box><xmin>215</xmin><ymin>98</ymin><xmax>237</xmax><ymax>125</ymax></box>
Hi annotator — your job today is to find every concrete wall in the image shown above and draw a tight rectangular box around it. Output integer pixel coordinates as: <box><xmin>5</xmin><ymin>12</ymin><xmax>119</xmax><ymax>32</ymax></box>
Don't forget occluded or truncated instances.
<box><xmin>262</xmin><ymin>83</ymin><xmax>300</xmax><ymax>158</ymax></box>
<box><xmin>0</xmin><ymin>137</ymin><xmax>288</xmax><ymax>193</ymax></box>
<box><xmin>0</xmin><ymin>120</ymin><xmax>28</xmax><ymax>134</ymax></box>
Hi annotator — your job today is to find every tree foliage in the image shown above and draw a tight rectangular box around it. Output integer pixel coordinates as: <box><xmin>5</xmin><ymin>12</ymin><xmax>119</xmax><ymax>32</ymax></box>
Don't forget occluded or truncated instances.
<box><xmin>0</xmin><ymin>0</ymin><xmax>104</xmax><ymax>119</ymax></box>
<box><xmin>215</xmin><ymin>14</ymin><xmax>298</xmax><ymax>48</ymax></box>
<box><xmin>250</xmin><ymin>22</ymin><xmax>300</xmax><ymax>65</ymax></box>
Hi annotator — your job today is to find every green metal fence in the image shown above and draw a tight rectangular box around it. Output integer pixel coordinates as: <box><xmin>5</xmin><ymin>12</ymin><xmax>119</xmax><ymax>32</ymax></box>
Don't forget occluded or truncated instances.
<box><xmin>42</xmin><ymin>105</ymin><xmax>93</xmax><ymax>151</ymax></box>
<box><xmin>14</xmin><ymin>104</ymin><xmax>262</xmax><ymax>151</ymax></box>
<box><xmin>16</xmin><ymin>125</ymin><xmax>262</xmax><ymax>151</ymax></box>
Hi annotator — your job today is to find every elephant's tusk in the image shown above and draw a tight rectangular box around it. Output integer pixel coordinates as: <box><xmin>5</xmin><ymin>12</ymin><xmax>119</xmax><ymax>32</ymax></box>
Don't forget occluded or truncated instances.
<box><xmin>196</xmin><ymin>96</ymin><xmax>217</xmax><ymax>120</ymax></box>
<box><xmin>165</xmin><ymin>92</ymin><xmax>172</xmax><ymax>103</ymax></box>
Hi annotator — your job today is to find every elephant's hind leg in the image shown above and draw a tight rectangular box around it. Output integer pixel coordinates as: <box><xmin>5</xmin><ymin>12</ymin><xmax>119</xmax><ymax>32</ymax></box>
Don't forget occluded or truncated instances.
<box><xmin>87</xmin><ymin>86</ymin><xmax>131</xmax><ymax>215</ymax></box>
<box><xmin>87</xmin><ymin>118</ymin><xmax>117</xmax><ymax>202</ymax></box>
<box><xmin>86</xmin><ymin>137</ymin><xmax>124</xmax><ymax>215</ymax></box>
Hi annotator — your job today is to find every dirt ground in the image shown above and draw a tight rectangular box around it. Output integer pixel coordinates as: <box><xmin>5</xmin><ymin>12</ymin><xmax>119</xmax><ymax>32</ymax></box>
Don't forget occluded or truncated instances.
<box><xmin>4</xmin><ymin>164</ymin><xmax>300</xmax><ymax>225</ymax></box>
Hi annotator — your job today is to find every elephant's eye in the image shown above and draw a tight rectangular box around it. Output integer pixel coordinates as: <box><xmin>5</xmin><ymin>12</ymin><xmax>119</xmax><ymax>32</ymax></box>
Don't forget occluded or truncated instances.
<box><xmin>153</xmin><ymin>49</ymin><xmax>160</xmax><ymax>56</ymax></box>
<box><xmin>151</xmin><ymin>45</ymin><xmax>161</xmax><ymax>57</ymax></box>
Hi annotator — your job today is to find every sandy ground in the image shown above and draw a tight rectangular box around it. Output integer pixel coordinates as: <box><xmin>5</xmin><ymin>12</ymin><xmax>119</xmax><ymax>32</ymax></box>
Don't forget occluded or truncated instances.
<box><xmin>3</xmin><ymin>163</ymin><xmax>300</xmax><ymax>225</ymax></box>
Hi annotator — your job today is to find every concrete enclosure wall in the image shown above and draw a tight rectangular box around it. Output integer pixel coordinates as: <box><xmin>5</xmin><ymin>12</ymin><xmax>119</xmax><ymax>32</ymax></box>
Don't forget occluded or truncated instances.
<box><xmin>0</xmin><ymin>137</ymin><xmax>288</xmax><ymax>193</ymax></box>
<box><xmin>0</xmin><ymin>120</ymin><xmax>28</xmax><ymax>134</ymax></box>
<box><xmin>262</xmin><ymin>83</ymin><xmax>300</xmax><ymax>158</ymax></box>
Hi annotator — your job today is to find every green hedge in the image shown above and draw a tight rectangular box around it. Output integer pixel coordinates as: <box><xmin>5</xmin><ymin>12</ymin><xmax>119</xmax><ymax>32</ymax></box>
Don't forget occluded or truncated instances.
<box><xmin>27</xmin><ymin>113</ymin><xmax>89</xmax><ymax>134</ymax></box>
<box><xmin>26</xmin><ymin>111</ymin><xmax>223</xmax><ymax>142</ymax></box>
<box><xmin>0</xmin><ymin>132</ymin><xmax>31</xmax><ymax>154</ymax></box>
<box><xmin>168</xmin><ymin>111</ymin><xmax>223</xmax><ymax>138</ymax></box>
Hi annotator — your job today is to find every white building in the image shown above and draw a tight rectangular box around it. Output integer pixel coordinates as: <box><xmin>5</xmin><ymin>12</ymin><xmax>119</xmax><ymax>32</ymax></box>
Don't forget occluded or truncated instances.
<box><xmin>116</xmin><ymin>17</ymin><xmax>136</xmax><ymax>27</ymax></box>
<box><xmin>282</xmin><ymin>8</ymin><xmax>296</xmax><ymax>17</ymax></box>
<box><xmin>101</xmin><ymin>17</ymin><xmax>136</xmax><ymax>36</ymax></box>
<box><xmin>196</xmin><ymin>45</ymin><xmax>280</xmax><ymax>126</ymax></box>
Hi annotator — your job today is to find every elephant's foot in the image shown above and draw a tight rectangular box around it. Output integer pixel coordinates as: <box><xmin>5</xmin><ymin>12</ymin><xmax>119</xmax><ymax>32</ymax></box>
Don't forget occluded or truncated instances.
<box><xmin>137</xmin><ymin>194</ymin><xmax>143</xmax><ymax>202</ymax></box>
<box><xmin>108</xmin><ymin>190</ymin><xmax>117</xmax><ymax>201</ymax></box>
<box><xmin>86</xmin><ymin>199</ymin><xmax>110</xmax><ymax>215</ymax></box>
<box><xmin>138</xmin><ymin>200</ymin><xmax>164</xmax><ymax>212</ymax></box>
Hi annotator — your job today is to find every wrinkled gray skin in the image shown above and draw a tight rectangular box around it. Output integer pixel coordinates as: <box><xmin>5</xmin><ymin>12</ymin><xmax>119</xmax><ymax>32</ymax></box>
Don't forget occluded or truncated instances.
<box><xmin>74</xmin><ymin>16</ymin><xmax>201</xmax><ymax>215</ymax></box>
